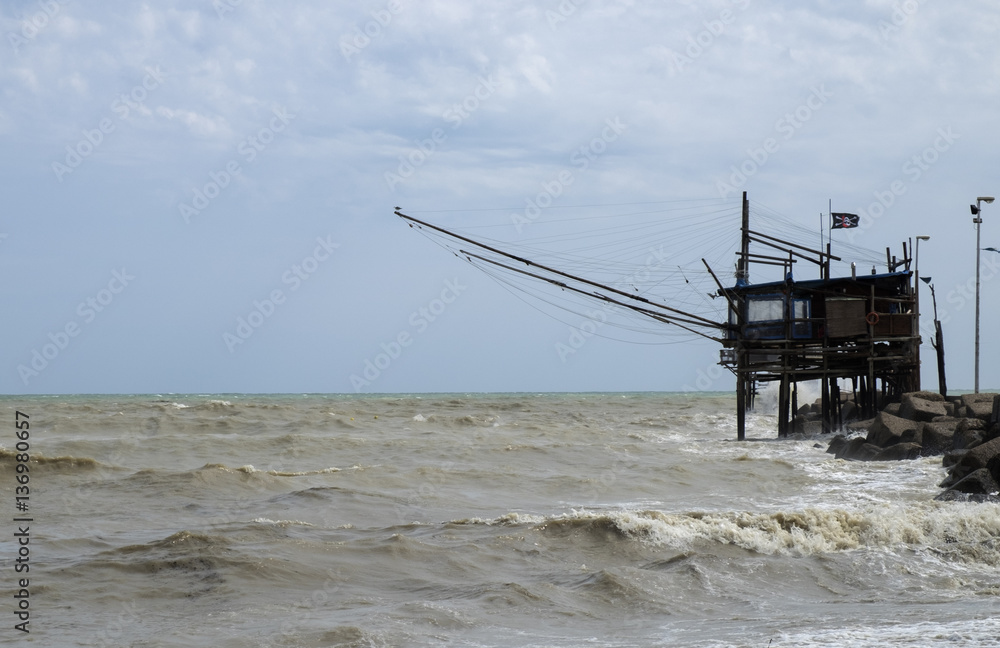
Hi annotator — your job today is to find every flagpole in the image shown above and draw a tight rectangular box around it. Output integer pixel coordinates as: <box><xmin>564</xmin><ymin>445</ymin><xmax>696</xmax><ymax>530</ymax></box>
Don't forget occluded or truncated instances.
<box><xmin>828</xmin><ymin>198</ymin><xmax>833</xmax><ymax>262</ymax></box>
<box><xmin>819</xmin><ymin>213</ymin><xmax>824</xmax><ymax>265</ymax></box>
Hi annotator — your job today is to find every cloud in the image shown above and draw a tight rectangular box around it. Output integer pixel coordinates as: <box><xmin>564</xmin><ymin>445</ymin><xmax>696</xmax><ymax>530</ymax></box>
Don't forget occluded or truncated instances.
<box><xmin>3</xmin><ymin>0</ymin><xmax>1000</xmax><ymax>392</ymax></box>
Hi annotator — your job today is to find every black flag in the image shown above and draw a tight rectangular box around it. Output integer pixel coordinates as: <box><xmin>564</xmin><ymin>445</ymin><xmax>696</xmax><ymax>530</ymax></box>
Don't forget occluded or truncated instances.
<box><xmin>831</xmin><ymin>213</ymin><xmax>860</xmax><ymax>229</ymax></box>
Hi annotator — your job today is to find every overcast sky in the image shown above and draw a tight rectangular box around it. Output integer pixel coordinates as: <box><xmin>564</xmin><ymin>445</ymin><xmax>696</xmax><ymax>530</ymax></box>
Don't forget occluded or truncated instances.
<box><xmin>2</xmin><ymin>0</ymin><xmax>999</xmax><ymax>395</ymax></box>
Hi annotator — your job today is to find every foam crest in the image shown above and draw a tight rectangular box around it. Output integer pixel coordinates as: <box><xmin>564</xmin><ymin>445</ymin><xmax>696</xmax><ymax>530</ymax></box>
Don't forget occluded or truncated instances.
<box><xmin>479</xmin><ymin>504</ymin><xmax>1000</xmax><ymax>562</ymax></box>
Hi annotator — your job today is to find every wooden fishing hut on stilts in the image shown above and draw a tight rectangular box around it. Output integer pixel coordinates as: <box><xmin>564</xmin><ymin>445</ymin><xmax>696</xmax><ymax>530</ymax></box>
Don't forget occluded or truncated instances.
<box><xmin>718</xmin><ymin>192</ymin><xmax>920</xmax><ymax>440</ymax></box>
<box><xmin>398</xmin><ymin>191</ymin><xmax>922</xmax><ymax>440</ymax></box>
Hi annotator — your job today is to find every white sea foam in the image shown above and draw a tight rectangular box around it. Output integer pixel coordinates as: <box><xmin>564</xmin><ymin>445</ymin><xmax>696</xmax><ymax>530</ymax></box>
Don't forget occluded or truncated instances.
<box><xmin>773</xmin><ymin>617</ymin><xmax>1000</xmax><ymax>648</ymax></box>
<box><xmin>251</xmin><ymin>518</ymin><xmax>314</xmax><ymax>527</ymax></box>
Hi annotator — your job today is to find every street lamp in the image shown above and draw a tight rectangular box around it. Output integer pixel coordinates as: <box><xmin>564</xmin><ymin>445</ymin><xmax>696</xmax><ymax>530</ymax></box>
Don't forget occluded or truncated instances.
<box><xmin>971</xmin><ymin>196</ymin><xmax>995</xmax><ymax>393</ymax></box>
<box><xmin>915</xmin><ymin>235</ymin><xmax>930</xmax><ymax>389</ymax></box>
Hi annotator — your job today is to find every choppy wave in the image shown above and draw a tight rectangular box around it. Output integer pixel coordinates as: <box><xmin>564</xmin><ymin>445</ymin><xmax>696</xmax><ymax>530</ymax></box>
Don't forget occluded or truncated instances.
<box><xmin>0</xmin><ymin>448</ymin><xmax>106</xmax><ymax>471</ymax></box>
<box><xmin>457</xmin><ymin>504</ymin><xmax>1000</xmax><ymax>563</ymax></box>
<box><xmin>12</xmin><ymin>392</ymin><xmax>1000</xmax><ymax>647</ymax></box>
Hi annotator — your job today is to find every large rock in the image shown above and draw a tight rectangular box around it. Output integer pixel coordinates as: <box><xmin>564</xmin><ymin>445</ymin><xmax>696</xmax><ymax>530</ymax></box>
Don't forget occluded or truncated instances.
<box><xmin>942</xmin><ymin>449</ymin><xmax>969</xmax><ymax>468</ymax></box>
<box><xmin>835</xmin><ymin>436</ymin><xmax>882</xmax><ymax>461</ymax></box>
<box><xmin>938</xmin><ymin>468</ymin><xmax>1000</xmax><ymax>497</ymax></box>
<box><xmin>883</xmin><ymin>402</ymin><xmax>902</xmax><ymax>417</ymax></box>
<box><xmin>826</xmin><ymin>434</ymin><xmax>849</xmax><ymax>455</ymax></box>
<box><xmin>961</xmin><ymin>393</ymin><xmax>999</xmax><ymax>421</ymax></box>
<box><xmin>898</xmin><ymin>394</ymin><xmax>947</xmax><ymax>422</ymax></box>
<box><xmin>942</xmin><ymin>436</ymin><xmax>1000</xmax><ymax>486</ymax></box>
<box><xmin>920</xmin><ymin>421</ymin><xmax>958</xmax><ymax>456</ymax></box>
<box><xmin>905</xmin><ymin>390</ymin><xmax>946</xmax><ymax>403</ymax></box>
<box><xmin>797</xmin><ymin>419</ymin><xmax>824</xmax><ymax>435</ymax></box>
<box><xmin>846</xmin><ymin>418</ymin><xmax>875</xmax><ymax>433</ymax></box>
<box><xmin>873</xmin><ymin>442</ymin><xmax>923</xmax><ymax>461</ymax></box>
<box><xmin>866</xmin><ymin>412</ymin><xmax>921</xmax><ymax>448</ymax></box>
<box><xmin>953</xmin><ymin>418</ymin><xmax>987</xmax><ymax>450</ymax></box>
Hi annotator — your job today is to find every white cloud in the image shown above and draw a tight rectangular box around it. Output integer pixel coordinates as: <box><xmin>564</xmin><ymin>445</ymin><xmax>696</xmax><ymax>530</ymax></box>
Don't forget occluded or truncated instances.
<box><xmin>155</xmin><ymin>106</ymin><xmax>227</xmax><ymax>137</ymax></box>
<box><xmin>4</xmin><ymin>0</ymin><xmax>1000</xmax><ymax>392</ymax></box>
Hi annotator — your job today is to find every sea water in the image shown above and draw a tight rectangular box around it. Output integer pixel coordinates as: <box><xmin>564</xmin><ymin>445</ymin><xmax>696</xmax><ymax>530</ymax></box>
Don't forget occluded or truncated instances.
<box><xmin>1</xmin><ymin>393</ymin><xmax>998</xmax><ymax>647</ymax></box>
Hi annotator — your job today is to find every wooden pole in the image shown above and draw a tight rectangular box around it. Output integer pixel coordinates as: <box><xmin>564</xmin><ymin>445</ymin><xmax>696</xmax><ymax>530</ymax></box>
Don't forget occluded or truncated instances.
<box><xmin>738</xmin><ymin>191</ymin><xmax>750</xmax><ymax>283</ymax></box>
<box><xmin>791</xmin><ymin>381</ymin><xmax>799</xmax><ymax>433</ymax></box>
<box><xmin>935</xmin><ymin>321</ymin><xmax>948</xmax><ymax>398</ymax></box>
<box><xmin>737</xmin><ymin>366</ymin><xmax>746</xmax><ymax>441</ymax></box>
<box><xmin>736</xmin><ymin>191</ymin><xmax>749</xmax><ymax>441</ymax></box>
<box><xmin>929</xmin><ymin>284</ymin><xmax>948</xmax><ymax>398</ymax></box>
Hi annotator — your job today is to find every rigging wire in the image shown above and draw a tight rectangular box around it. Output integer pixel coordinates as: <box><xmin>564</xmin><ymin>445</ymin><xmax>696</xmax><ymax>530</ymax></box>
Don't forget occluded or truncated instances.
<box><xmin>401</xmin><ymin>195</ymin><xmax>889</xmax><ymax>348</ymax></box>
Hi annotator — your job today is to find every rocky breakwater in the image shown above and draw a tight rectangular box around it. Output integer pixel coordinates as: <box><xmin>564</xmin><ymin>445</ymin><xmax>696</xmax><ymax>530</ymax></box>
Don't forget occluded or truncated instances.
<box><xmin>825</xmin><ymin>392</ymin><xmax>1000</xmax><ymax>501</ymax></box>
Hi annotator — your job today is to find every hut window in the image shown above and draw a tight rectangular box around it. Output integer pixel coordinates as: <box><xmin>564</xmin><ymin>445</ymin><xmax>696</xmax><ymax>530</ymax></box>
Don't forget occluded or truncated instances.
<box><xmin>792</xmin><ymin>298</ymin><xmax>811</xmax><ymax>339</ymax></box>
<box><xmin>747</xmin><ymin>295</ymin><xmax>784</xmax><ymax>322</ymax></box>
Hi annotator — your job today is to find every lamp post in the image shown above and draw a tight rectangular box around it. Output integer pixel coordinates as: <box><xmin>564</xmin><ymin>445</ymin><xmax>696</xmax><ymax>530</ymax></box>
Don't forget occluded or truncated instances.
<box><xmin>915</xmin><ymin>235</ymin><xmax>930</xmax><ymax>389</ymax></box>
<box><xmin>971</xmin><ymin>196</ymin><xmax>995</xmax><ymax>393</ymax></box>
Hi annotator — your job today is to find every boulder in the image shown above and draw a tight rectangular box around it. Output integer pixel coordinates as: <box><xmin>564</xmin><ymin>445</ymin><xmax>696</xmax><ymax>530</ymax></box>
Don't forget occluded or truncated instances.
<box><xmin>840</xmin><ymin>400</ymin><xmax>858</xmax><ymax>422</ymax></box>
<box><xmin>826</xmin><ymin>434</ymin><xmax>849</xmax><ymax>455</ymax></box>
<box><xmin>962</xmin><ymin>434</ymin><xmax>1000</xmax><ymax>469</ymax></box>
<box><xmin>961</xmin><ymin>393</ymin><xmax>999</xmax><ymax>421</ymax></box>
<box><xmin>883</xmin><ymin>402</ymin><xmax>902</xmax><ymax>417</ymax></box>
<box><xmin>904</xmin><ymin>390</ymin><xmax>946</xmax><ymax>403</ymax></box>
<box><xmin>846</xmin><ymin>418</ymin><xmax>876</xmax><ymax>433</ymax></box>
<box><xmin>835</xmin><ymin>436</ymin><xmax>882</xmax><ymax>461</ymax></box>
<box><xmin>942</xmin><ymin>436</ymin><xmax>1000</xmax><ymax>486</ymax></box>
<box><xmin>942</xmin><ymin>449</ymin><xmax>969</xmax><ymax>468</ymax></box>
<box><xmin>988</xmin><ymin>454</ymin><xmax>1000</xmax><ymax>483</ymax></box>
<box><xmin>866</xmin><ymin>412</ymin><xmax>921</xmax><ymax>448</ymax></box>
<box><xmin>798</xmin><ymin>420</ymin><xmax>824</xmax><ymax>435</ymax></box>
<box><xmin>934</xmin><ymin>489</ymin><xmax>1000</xmax><ymax>503</ymax></box>
<box><xmin>900</xmin><ymin>426</ymin><xmax>923</xmax><ymax>446</ymax></box>
<box><xmin>898</xmin><ymin>394</ymin><xmax>947</xmax><ymax>422</ymax></box>
<box><xmin>938</xmin><ymin>468</ymin><xmax>1000</xmax><ymax>497</ymax></box>
<box><xmin>953</xmin><ymin>418</ymin><xmax>986</xmax><ymax>450</ymax></box>
<box><xmin>920</xmin><ymin>421</ymin><xmax>958</xmax><ymax>456</ymax></box>
<box><xmin>873</xmin><ymin>442</ymin><xmax>923</xmax><ymax>461</ymax></box>
<box><xmin>943</xmin><ymin>402</ymin><xmax>957</xmax><ymax>418</ymax></box>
